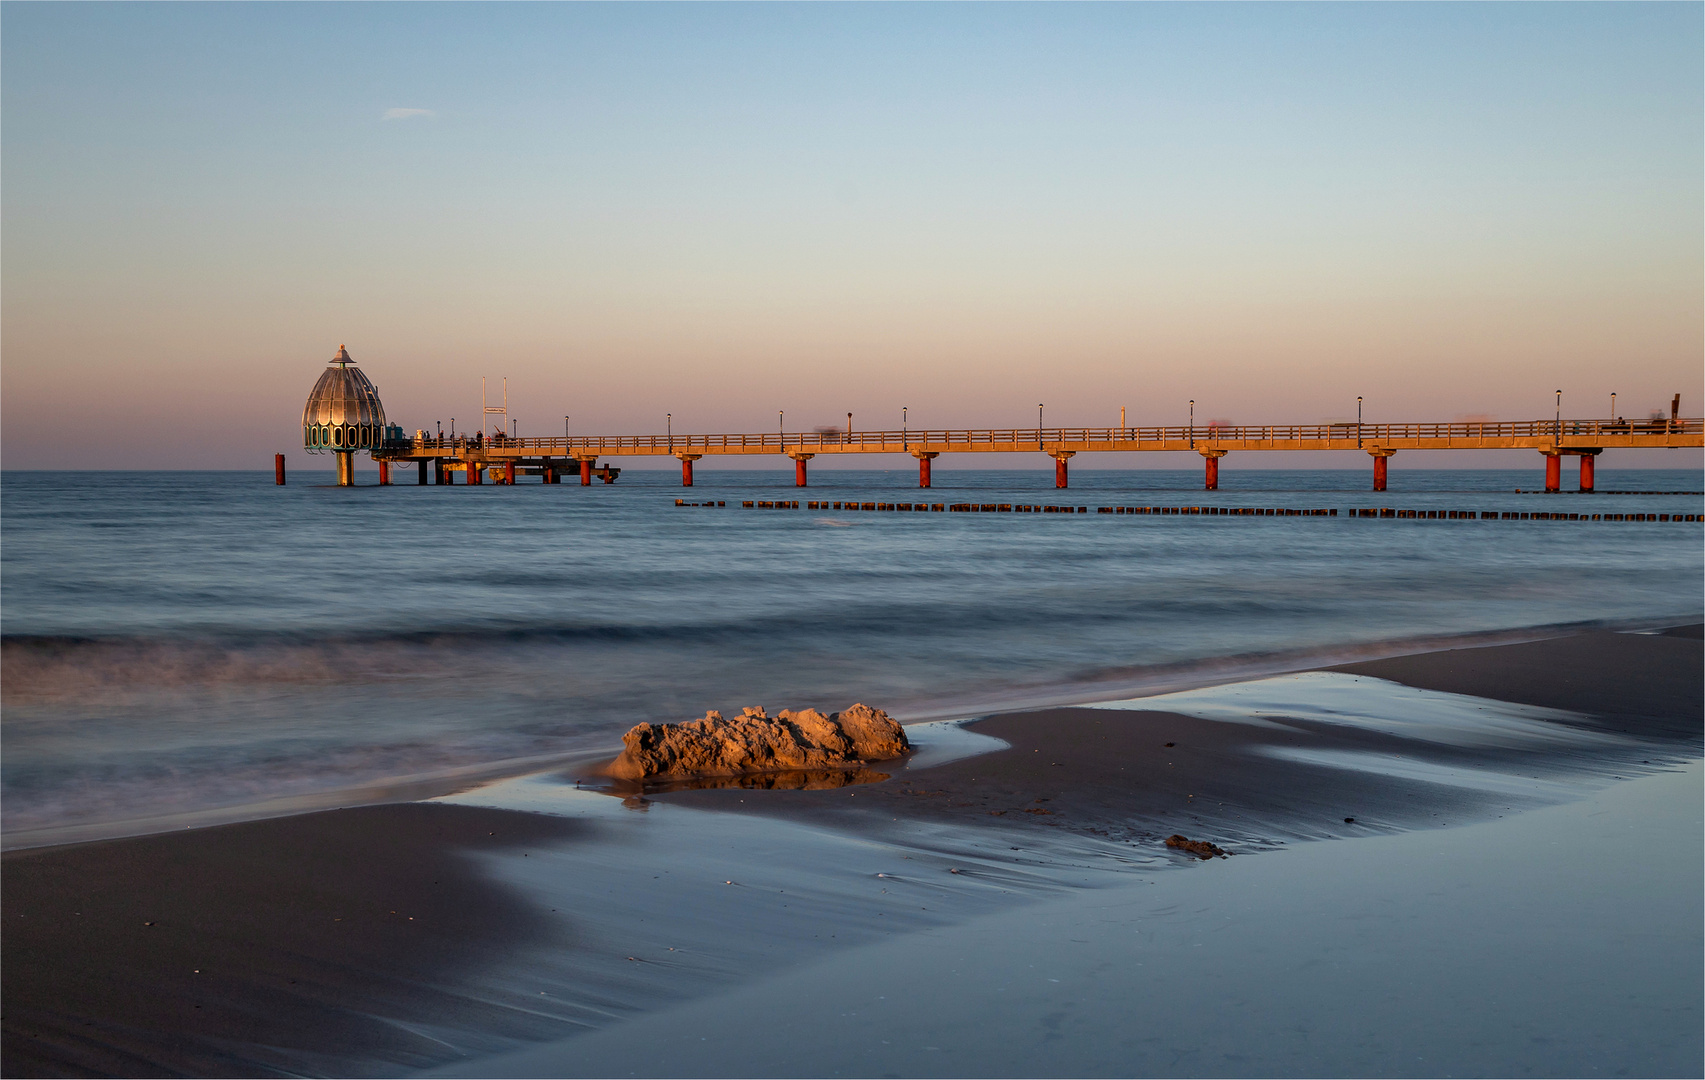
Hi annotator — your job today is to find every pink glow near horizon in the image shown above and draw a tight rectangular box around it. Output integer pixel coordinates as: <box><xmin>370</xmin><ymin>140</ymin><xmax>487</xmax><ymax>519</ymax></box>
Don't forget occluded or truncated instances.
<box><xmin>2</xmin><ymin>5</ymin><xmax>1699</xmax><ymax>470</ymax></box>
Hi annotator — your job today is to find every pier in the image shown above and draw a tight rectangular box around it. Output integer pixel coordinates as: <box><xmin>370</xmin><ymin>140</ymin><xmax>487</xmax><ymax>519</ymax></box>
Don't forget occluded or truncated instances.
<box><xmin>297</xmin><ymin>347</ymin><xmax>1701</xmax><ymax>491</ymax></box>
<box><xmin>363</xmin><ymin>414</ymin><xmax>1703</xmax><ymax>492</ymax></box>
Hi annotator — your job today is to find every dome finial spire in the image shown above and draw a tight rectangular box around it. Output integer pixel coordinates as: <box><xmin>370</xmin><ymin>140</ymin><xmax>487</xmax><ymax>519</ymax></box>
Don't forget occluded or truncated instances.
<box><xmin>333</xmin><ymin>344</ymin><xmax>352</xmax><ymax>366</ymax></box>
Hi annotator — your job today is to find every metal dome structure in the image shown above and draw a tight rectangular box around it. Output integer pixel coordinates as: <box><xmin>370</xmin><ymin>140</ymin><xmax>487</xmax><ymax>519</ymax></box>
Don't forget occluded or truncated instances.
<box><xmin>302</xmin><ymin>345</ymin><xmax>391</xmax><ymax>486</ymax></box>
<box><xmin>303</xmin><ymin>345</ymin><xmax>387</xmax><ymax>452</ymax></box>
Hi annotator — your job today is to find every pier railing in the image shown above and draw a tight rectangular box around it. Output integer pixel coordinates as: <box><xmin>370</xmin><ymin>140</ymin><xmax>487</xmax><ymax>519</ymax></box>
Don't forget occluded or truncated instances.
<box><xmin>388</xmin><ymin>416</ymin><xmax>1702</xmax><ymax>456</ymax></box>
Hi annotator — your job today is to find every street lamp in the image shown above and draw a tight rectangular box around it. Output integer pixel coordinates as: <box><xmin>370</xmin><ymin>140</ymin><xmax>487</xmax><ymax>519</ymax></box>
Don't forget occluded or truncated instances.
<box><xmin>667</xmin><ymin>413</ymin><xmax>672</xmax><ymax>451</ymax></box>
<box><xmin>779</xmin><ymin>410</ymin><xmax>784</xmax><ymax>445</ymax></box>
<box><xmin>847</xmin><ymin>413</ymin><xmax>852</xmax><ymax>444</ymax></box>
<box><xmin>1356</xmin><ymin>396</ymin><xmax>1363</xmax><ymax>448</ymax></box>
<box><xmin>1555</xmin><ymin>390</ymin><xmax>1562</xmax><ymax>442</ymax></box>
<box><xmin>1038</xmin><ymin>404</ymin><xmax>1044</xmax><ymax>445</ymax></box>
<box><xmin>1189</xmin><ymin>400</ymin><xmax>1194</xmax><ymax>449</ymax></box>
<box><xmin>564</xmin><ymin>415</ymin><xmax>570</xmax><ymax>444</ymax></box>
<box><xmin>902</xmin><ymin>406</ymin><xmax>908</xmax><ymax>451</ymax></box>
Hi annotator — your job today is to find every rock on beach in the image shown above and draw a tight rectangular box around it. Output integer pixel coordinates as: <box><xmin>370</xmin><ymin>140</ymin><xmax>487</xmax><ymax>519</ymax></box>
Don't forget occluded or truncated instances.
<box><xmin>608</xmin><ymin>704</ymin><xmax>911</xmax><ymax>781</ymax></box>
<box><xmin>1165</xmin><ymin>834</ymin><xmax>1230</xmax><ymax>859</ymax></box>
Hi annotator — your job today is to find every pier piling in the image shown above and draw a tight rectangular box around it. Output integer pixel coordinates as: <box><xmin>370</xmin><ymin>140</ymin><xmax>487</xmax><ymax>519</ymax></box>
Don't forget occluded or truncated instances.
<box><xmin>274</xmin><ymin>454</ymin><xmax>286</xmax><ymax>486</ymax></box>
<box><xmin>914</xmin><ymin>451</ymin><xmax>938</xmax><ymax>488</ymax></box>
<box><xmin>1369</xmin><ymin>449</ymin><xmax>1395</xmax><ymax>491</ymax></box>
<box><xmin>788</xmin><ymin>452</ymin><xmax>814</xmax><ymax>487</ymax></box>
<box><xmin>1543</xmin><ymin>452</ymin><xmax>1561</xmax><ymax>493</ymax></box>
<box><xmin>1200</xmin><ymin>449</ymin><xmax>1227</xmax><ymax>490</ymax></box>
<box><xmin>677</xmin><ymin>453</ymin><xmax>702</xmax><ymax>486</ymax></box>
<box><xmin>1579</xmin><ymin>451</ymin><xmax>1598</xmax><ymax>493</ymax></box>
<box><xmin>1052</xmin><ymin>451</ymin><xmax>1075</xmax><ymax>489</ymax></box>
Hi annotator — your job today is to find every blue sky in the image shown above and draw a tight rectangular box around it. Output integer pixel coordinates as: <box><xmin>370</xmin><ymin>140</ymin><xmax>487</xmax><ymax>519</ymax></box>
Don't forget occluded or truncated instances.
<box><xmin>3</xmin><ymin>3</ymin><xmax>1700</xmax><ymax>469</ymax></box>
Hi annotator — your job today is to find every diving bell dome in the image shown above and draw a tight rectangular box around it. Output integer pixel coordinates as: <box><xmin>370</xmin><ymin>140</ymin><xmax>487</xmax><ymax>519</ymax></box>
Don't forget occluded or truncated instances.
<box><xmin>302</xmin><ymin>345</ymin><xmax>387</xmax><ymax>451</ymax></box>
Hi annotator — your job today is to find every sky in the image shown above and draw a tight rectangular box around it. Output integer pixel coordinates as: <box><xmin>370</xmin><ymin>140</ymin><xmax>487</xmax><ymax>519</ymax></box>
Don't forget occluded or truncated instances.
<box><xmin>3</xmin><ymin>2</ymin><xmax>1700</xmax><ymax>471</ymax></box>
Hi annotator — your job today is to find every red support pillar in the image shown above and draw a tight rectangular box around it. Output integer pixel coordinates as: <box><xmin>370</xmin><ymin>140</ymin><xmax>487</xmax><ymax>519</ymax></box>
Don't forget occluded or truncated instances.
<box><xmin>469</xmin><ymin>461</ymin><xmax>483</xmax><ymax>485</ymax></box>
<box><xmin>378</xmin><ymin>460</ymin><xmax>390</xmax><ymax>485</ymax></box>
<box><xmin>274</xmin><ymin>454</ymin><xmax>286</xmax><ymax>485</ymax></box>
<box><xmin>787</xmin><ymin>453</ymin><xmax>812</xmax><ymax>487</ymax></box>
<box><xmin>682</xmin><ymin>457</ymin><xmax>695</xmax><ymax>486</ymax></box>
<box><xmin>436</xmin><ymin>461</ymin><xmax>448</xmax><ymax>484</ymax></box>
<box><xmin>916</xmin><ymin>453</ymin><xmax>935</xmax><ymax>488</ymax></box>
<box><xmin>580</xmin><ymin>459</ymin><xmax>593</xmax><ymax>486</ymax></box>
<box><xmin>1543</xmin><ymin>453</ymin><xmax>1561</xmax><ymax>493</ymax></box>
<box><xmin>1579</xmin><ymin>453</ymin><xmax>1596</xmax><ymax>493</ymax></box>
<box><xmin>1369</xmin><ymin>450</ymin><xmax>1394</xmax><ymax>491</ymax></box>
<box><xmin>1201</xmin><ymin>450</ymin><xmax>1226</xmax><ymax>491</ymax></box>
<box><xmin>1054</xmin><ymin>455</ymin><xmax>1069</xmax><ymax>489</ymax></box>
<box><xmin>505</xmin><ymin>460</ymin><xmax>516</xmax><ymax>485</ymax></box>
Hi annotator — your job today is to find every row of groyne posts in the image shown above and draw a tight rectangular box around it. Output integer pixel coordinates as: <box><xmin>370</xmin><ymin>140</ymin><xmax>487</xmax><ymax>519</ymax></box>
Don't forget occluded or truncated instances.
<box><xmin>679</xmin><ymin>498</ymin><xmax>1703</xmax><ymax>522</ymax></box>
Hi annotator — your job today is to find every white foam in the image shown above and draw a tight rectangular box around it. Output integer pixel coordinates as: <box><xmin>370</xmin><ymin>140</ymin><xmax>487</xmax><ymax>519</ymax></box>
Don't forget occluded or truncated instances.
<box><xmin>1256</xmin><ymin>747</ymin><xmax>1591</xmax><ymax>798</ymax></box>
<box><xmin>1086</xmin><ymin>670</ymin><xmax>1619</xmax><ymax>750</ymax></box>
<box><xmin>901</xmin><ymin>719</ymin><xmax>1010</xmax><ymax>770</ymax></box>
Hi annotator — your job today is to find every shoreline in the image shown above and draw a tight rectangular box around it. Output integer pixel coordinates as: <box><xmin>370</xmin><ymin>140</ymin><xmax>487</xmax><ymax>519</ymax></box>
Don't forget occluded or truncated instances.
<box><xmin>2</xmin><ymin>625</ymin><xmax>1699</xmax><ymax>1077</ymax></box>
<box><xmin>5</xmin><ymin>614</ymin><xmax>1698</xmax><ymax>853</ymax></box>
<box><xmin>438</xmin><ymin>758</ymin><xmax>1705</xmax><ymax>1080</ymax></box>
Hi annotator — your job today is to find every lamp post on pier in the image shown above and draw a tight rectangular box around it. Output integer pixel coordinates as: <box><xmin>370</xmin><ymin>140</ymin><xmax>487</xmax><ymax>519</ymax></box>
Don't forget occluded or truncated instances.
<box><xmin>1357</xmin><ymin>397</ymin><xmax>1363</xmax><ymax>448</ymax></box>
<box><xmin>1038</xmin><ymin>404</ymin><xmax>1044</xmax><ymax>446</ymax></box>
<box><xmin>903</xmin><ymin>406</ymin><xmax>908</xmax><ymax>451</ymax></box>
<box><xmin>1189</xmin><ymin>400</ymin><xmax>1195</xmax><ymax>449</ymax></box>
<box><xmin>667</xmin><ymin>413</ymin><xmax>672</xmax><ymax>452</ymax></box>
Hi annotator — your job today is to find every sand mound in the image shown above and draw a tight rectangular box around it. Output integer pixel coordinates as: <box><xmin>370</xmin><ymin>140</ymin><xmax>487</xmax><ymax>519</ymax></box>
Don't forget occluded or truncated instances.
<box><xmin>609</xmin><ymin>704</ymin><xmax>910</xmax><ymax>781</ymax></box>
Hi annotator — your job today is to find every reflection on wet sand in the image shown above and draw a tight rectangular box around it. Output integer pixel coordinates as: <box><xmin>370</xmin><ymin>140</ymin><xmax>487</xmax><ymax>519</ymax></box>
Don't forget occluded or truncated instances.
<box><xmin>588</xmin><ymin>765</ymin><xmax>895</xmax><ymax>802</ymax></box>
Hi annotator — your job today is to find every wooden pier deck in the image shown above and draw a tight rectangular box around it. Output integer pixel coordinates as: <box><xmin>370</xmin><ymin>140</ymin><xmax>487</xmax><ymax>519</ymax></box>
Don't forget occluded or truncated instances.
<box><xmin>361</xmin><ymin>414</ymin><xmax>1704</xmax><ymax>491</ymax></box>
<box><xmin>385</xmin><ymin>416</ymin><xmax>1704</xmax><ymax>460</ymax></box>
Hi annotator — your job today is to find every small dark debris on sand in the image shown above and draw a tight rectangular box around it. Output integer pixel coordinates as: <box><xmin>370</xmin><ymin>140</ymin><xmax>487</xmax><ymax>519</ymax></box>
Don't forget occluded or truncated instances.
<box><xmin>1165</xmin><ymin>834</ymin><xmax>1230</xmax><ymax>859</ymax></box>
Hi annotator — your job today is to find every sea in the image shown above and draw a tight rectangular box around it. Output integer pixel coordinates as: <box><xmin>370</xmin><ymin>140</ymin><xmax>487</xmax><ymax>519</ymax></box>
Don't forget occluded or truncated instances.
<box><xmin>3</xmin><ymin>466</ymin><xmax>1700</xmax><ymax>845</ymax></box>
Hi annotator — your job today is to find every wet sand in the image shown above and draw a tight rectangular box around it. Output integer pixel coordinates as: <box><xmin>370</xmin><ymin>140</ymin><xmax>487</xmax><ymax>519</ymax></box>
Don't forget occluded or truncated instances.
<box><xmin>3</xmin><ymin>626</ymin><xmax>1700</xmax><ymax>1077</ymax></box>
<box><xmin>1</xmin><ymin>805</ymin><xmax>594</xmax><ymax>1077</ymax></box>
<box><xmin>443</xmin><ymin>759</ymin><xmax>1705</xmax><ymax>1079</ymax></box>
<box><xmin>656</xmin><ymin>627</ymin><xmax>1702</xmax><ymax>848</ymax></box>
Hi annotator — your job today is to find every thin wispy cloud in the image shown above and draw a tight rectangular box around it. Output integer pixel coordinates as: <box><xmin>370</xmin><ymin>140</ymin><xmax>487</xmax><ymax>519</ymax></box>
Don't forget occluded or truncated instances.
<box><xmin>381</xmin><ymin>107</ymin><xmax>435</xmax><ymax>121</ymax></box>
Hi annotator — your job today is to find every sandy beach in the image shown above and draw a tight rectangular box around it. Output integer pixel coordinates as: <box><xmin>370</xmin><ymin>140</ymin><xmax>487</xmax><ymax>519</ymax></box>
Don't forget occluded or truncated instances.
<box><xmin>3</xmin><ymin>626</ymin><xmax>1700</xmax><ymax>1078</ymax></box>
